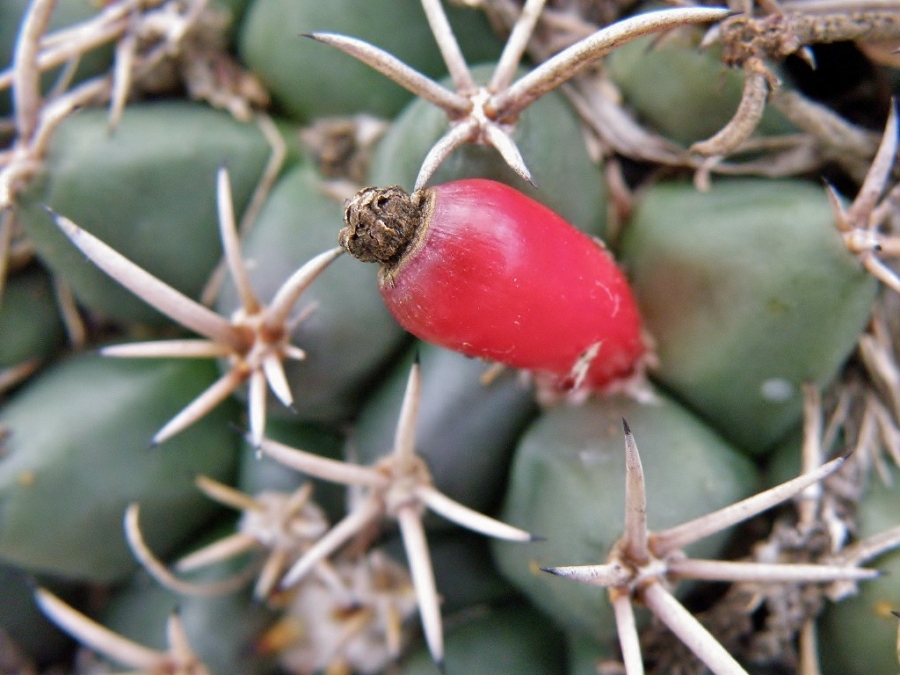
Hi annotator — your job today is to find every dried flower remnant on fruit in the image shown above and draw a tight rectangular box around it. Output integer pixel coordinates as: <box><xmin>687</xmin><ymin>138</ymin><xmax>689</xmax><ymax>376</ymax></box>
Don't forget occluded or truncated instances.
<box><xmin>543</xmin><ymin>421</ymin><xmax>879</xmax><ymax>675</ymax></box>
<box><xmin>341</xmin><ymin>179</ymin><xmax>647</xmax><ymax>395</ymax></box>
<box><xmin>340</xmin><ymin>185</ymin><xmax>429</xmax><ymax>265</ymax></box>
<box><xmin>34</xmin><ymin>588</ymin><xmax>211</xmax><ymax>675</ymax></box>
<box><xmin>311</xmin><ymin>1</ymin><xmax>729</xmax><ymax>188</ymax></box>
<box><xmin>257</xmin><ymin>361</ymin><xmax>534</xmax><ymax>667</ymax></box>
<box><xmin>50</xmin><ymin>168</ymin><xmax>342</xmax><ymax>446</ymax></box>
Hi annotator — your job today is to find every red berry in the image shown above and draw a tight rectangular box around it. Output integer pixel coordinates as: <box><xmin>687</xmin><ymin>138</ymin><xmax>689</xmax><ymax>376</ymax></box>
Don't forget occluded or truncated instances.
<box><xmin>340</xmin><ymin>179</ymin><xmax>645</xmax><ymax>393</ymax></box>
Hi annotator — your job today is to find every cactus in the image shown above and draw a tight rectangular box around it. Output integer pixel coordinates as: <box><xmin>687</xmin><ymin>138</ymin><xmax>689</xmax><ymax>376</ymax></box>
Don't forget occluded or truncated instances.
<box><xmin>2</xmin><ymin>1</ymin><xmax>900</xmax><ymax>674</ymax></box>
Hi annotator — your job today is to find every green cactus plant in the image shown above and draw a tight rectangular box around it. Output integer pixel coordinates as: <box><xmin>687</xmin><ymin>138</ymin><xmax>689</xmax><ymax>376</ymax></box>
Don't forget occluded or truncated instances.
<box><xmin>1</xmin><ymin>1</ymin><xmax>900</xmax><ymax>674</ymax></box>
<box><xmin>17</xmin><ymin>102</ymin><xmax>272</xmax><ymax>323</ymax></box>
<box><xmin>0</xmin><ymin>354</ymin><xmax>239</xmax><ymax>581</ymax></box>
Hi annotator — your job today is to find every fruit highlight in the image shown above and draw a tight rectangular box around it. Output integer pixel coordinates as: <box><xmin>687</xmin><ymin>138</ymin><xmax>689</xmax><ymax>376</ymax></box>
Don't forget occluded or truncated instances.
<box><xmin>340</xmin><ymin>178</ymin><xmax>646</xmax><ymax>393</ymax></box>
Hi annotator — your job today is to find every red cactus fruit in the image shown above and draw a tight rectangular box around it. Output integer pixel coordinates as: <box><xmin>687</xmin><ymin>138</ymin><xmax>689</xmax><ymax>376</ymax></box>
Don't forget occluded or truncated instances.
<box><xmin>340</xmin><ymin>178</ymin><xmax>646</xmax><ymax>393</ymax></box>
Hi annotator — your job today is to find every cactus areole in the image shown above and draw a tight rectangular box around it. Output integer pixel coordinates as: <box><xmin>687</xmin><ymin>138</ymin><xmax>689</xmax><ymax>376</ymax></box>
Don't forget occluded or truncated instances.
<box><xmin>340</xmin><ymin>179</ymin><xmax>645</xmax><ymax>392</ymax></box>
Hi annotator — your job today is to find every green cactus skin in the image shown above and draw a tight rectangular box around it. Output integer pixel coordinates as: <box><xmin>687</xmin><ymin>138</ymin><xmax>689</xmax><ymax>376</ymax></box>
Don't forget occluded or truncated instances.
<box><xmin>619</xmin><ymin>179</ymin><xmax>878</xmax><ymax>456</ymax></box>
<box><xmin>0</xmin><ymin>266</ymin><xmax>65</xmax><ymax>369</ymax></box>
<box><xmin>566</xmin><ymin>630</ymin><xmax>617</xmax><ymax>675</ymax></box>
<box><xmin>818</xmin><ymin>471</ymin><xmax>900</xmax><ymax>675</ymax></box>
<box><xmin>348</xmin><ymin>342</ymin><xmax>537</xmax><ymax>519</ymax></box>
<box><xmin>492</xmin><ymin>392</ymin><xmax>758</xmax><ymax>643</ymax></box>
<box><xmin>368</xmin><ymin>64</ymin><xmax>608</xmax><ymax>237</ymax></box>
<box><xmin>0</xmin><ymin>563</ymin><xmax>76</xmax><ymax>665</ymax></box>
<box><xmin>237</xmin><ymin>0</ymin><xmax>503</xmax><ymax>121</ymax></box>
<box><xmin>17</xmin><ymin>102</ymin><xmax>271</xmax><ymax>324</ymax></box>
<box><xmin>606</xmin><ymin>34</ymin><xmax>794</xmax><ymax>147</ymax></box>
<box><xmin>762</xmin><ymin>425</ymin><xmax>804</xmax><ymax>490</ymax></box>
<box><xmin>0</xmin><ymin>354</ymin><xmax>239</xmax><ymax>582</ymax></box>
<box><xmin>383</xmin><ymin>528</ymin><xmax>517</xmax><ymax>615</ymax></box>
<box><xmin>0</xmin><ymin>3</ymin><xmax>891</xmax><ymax>673</ymax></box>
<box><xmin>400</xmin><ymin>602</ymin><xmax>566</xmax><ymax>675</ymax></box>
<box><xmin>215</xmin><ymin>163</ymin><xmax>408</xmax><ymax>424</ymax></box>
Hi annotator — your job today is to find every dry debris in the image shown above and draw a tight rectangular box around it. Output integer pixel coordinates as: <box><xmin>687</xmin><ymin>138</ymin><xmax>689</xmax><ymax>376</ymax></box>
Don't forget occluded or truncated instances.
<box><xmin>543</xmin><ymin>415</ymin><xmax>882</xmax><ymax>675</ymax></box>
